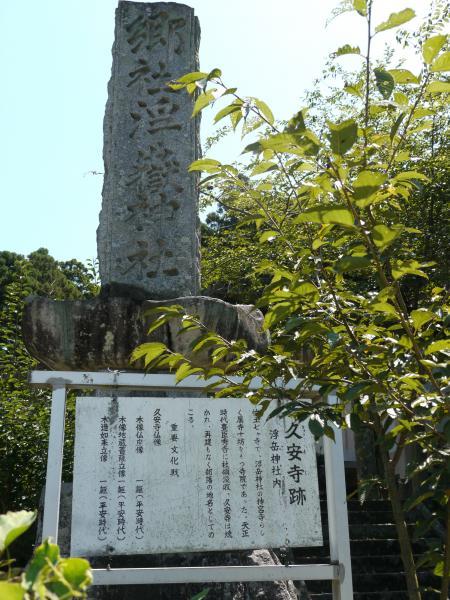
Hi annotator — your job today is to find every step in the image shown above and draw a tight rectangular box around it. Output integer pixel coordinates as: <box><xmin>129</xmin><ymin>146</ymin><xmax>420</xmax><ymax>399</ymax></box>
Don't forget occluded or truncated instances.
<box><xmin>309</xmin><ymin>591</ymin><xmax>438</xmax><ymax>600</ymax></box>
<box><xmin>293</xmin><ymin>538</ymin><xmax>429</xmax><ymax>558</ymax></box>
<box><xmin>309</xmin><ymin>594</ymin><xmax>409</xmax><ymax>600</ymax></box>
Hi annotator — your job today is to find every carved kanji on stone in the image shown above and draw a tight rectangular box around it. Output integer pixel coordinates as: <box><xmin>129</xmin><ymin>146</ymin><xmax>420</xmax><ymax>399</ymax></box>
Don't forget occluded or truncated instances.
<box><xmin>97</xmin><ymin>1</ymin><xmax>200</xmax><ymax>298</ymax></box>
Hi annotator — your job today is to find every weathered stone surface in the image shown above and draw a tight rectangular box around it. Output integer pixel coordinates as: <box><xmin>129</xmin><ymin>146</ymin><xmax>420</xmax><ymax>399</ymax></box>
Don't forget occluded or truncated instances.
<box><xmin>22</xmin><ymin>288</ymin><xmax>268</xmax><ymax>370</ymax></box>
<box><xmin>97</xmin><ymin>1</ymin><xmax>201</xmax><ymax>298</ymax></box>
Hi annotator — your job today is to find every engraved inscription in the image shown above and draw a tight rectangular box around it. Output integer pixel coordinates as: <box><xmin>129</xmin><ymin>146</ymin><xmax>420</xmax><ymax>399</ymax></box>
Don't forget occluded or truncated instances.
<box><xmin>97</xmin><ymin>2</ymin><xmax>200</xmax><ymax>296</ymax></box>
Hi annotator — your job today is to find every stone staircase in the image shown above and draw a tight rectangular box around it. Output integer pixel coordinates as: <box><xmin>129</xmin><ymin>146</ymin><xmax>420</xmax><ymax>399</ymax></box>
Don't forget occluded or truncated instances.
<box><xmin>292</xmin><ymin>481</ymin><xmax>441</xmax><ymax>599</ymax></box>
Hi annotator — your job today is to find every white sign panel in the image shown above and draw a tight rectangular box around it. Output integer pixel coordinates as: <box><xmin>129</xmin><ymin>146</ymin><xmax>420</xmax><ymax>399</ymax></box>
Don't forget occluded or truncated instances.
<box><xmin>71</xmin><ymin>397</ymin><xmax>322</xmax><ymax>556</ymax></box>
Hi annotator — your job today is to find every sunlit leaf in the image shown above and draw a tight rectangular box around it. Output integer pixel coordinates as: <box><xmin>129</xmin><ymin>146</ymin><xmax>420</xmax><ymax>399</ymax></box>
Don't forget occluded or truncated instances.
<box><xmin>189</xmin><ymin>158</ymin><xmax>222</xmax><ymax>173</ymax></box>
<box><xmin>0</xmin><ymin>510</ymin><xmax>36</xmax><ymax>552</ymax></box>
<box><xmin>422</xmin><ymin>34</ymin><xmax>447</xmax><ymax>64</ymax></box>
<box><xmin>254</xmin><ymin>98</ymin><xmax>275</xmax><ymax>125</ymax></box>
<box><xmin>259</xmin><ymin>230</ymin><xmax>279</xmax><ymax>243</ymax></box>
<box><xmin>391</xmin><ymin>259</ymin><xmax>428</xmax><ymax>280</ymax></box>
<box><xmin>410</xmin><ymin>309</ymin><xmax>435</xmax><ymax>331</ymax></box>
<box><xmin>426</xmin><ymin>81</ymin><xmax>450</xmax><ymax>93</ymax></box>
<box><xmin>175</xmin><ymin>363</ymin><xmax>203</xmax><ymax>382</ymax></box>
<box><xmin>192</xmin><ymin>90</ymin><xmax>216</xmax><ymax>117</ymax></box>
<box><xmin>295</xmin><ymin>205</ymin><xmax>354</xmax><ymax>227</ymax></box>
<box><xmin>168</xmin><ymin>71</ymin><xmax>208</xmax><ymax>89</ymax></box>
<box><xmin>214</xmin><ymin>102</ymin><xmax>242</xmax><ymax>124</ymax></box>
<box><xmin>370</xmin><ymin>302</ymin><xmax>398</xmax><ymax>316</ymax></box>
<box><xmin>372</xmin><ymin>224</ymin><xmax>401</xmax><ymax>250</ymax></box>
<box><xmin>0</xmin><ymin>583</ymin><xmax>25</xmax><ymax>600</ymax></box>
<box><xmin>375</xmin><ymin>9</ymin><xmax>416</xmax><ymax>33</ymax></box>
<box><xmin>251</xmin><ymin>161</ymin><xmax>277</xmax><ymax>176</ymax></box>
<box><xmin>430</xmin><ymin>51</ymin><xmax>450</xmax><ymax>72</ymax></box>
<box><xmin>59</xmin><ymin>557</ymin><xmax>93</xmax><ymax>591</ymax></box>
<box><xmin>130</xmin><ymin>343</ymin><xmax>167</xmax><ymax>366</ymax></box>
<box><xmin>24</xmin><ymin>540</ymin><xmax>60</xmax><ymax>590</ymax></box>
<box><xmin>353</xmin><ymin>171</ymin><xmax>387</xmax><ymax>199</ymax></box>
<box><xmin>388</xmin><ymin>69</ymin><xmax>419</xmax><ymax>84</ymax></box>
<box><xmin>425</xmin><ymin>339</ymin><xmax>450</xmax><ymax>355</ymax></box>
<box><xmin>353</xmin><ymin>0</ymin><xmax>367</xmax><ymax>16</ymax></box>
<box><xmin>334</xmin><ymin>44</ymin><xmax>361</xmax><ymax>57</ymax></box>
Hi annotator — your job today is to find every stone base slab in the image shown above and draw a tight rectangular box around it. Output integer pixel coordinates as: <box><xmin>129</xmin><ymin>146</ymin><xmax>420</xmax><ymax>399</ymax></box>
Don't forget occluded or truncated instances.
<box><xmin>22</xmin><ymin>288</ymin><xmax>268</xmax><ymax>371</ymax></box>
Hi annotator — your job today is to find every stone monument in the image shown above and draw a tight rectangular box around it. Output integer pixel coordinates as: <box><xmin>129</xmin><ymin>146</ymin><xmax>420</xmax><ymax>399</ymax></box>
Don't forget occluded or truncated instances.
<box><xmin>98</xmin><ymin>0</ymin><xmax>200</xmax><ymax>299</ymax></box>
<box><xmin>24</xmin><ymin>2</ymin><xmax>310</xmax><ymax>598</ymax></box>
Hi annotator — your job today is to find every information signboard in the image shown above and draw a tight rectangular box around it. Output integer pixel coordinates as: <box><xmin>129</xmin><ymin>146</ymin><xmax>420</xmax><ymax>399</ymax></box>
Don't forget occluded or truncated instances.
<box><xmin>71</xmin><ymin>396</ymin><xmax>322</xmax><ymax>556</ymax></box>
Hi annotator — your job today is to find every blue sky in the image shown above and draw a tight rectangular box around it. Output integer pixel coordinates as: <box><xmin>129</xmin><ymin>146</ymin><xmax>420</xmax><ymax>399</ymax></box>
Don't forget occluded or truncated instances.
<box><xmin>0</xmin><ymin>0</ymin><xmax>428</xmax><ymax>263</ymax></box>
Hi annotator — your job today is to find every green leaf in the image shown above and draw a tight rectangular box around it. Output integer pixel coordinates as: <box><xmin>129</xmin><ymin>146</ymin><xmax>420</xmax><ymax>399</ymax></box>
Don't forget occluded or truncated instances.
<box><xmin>328</xmin><ymin>119</ymin><xmax>358</xmax><ymax>155</ymax></box>
<box><xmin>24</xmin><ymin>540</ymin><xmax>60</xmax><ymax>590</ymax></box>
<box><xmin>426</xmin><ymin>81</ymin><xmax>450</xmax><ymax>93</ymax></box>
<box><xmin>263</xmin><ymin>302</ymin><xmax>293</xmax><ymax>329</ymax></box>
<box><xmin>425</xmin><ymin>339</ymin><xmax>450</xmax><ymax>355</ymax></box>
<box><xmin>59</xmin><ymin>557</ymin><xmax>93</xmax><ymax>590</ymax></box>
<box><xmin>230</xmin><ymin>109</ymin><xmax>243</xmax><ymax>130</ymax></box>
<box><xmin>422</xmin><ymin>34</ymin><xmax>447</xmax><ymax>64</ymax></box>
<box><xmin>390</xmin><ymin>113</ymin><xmax>406</xmax><ymax>142</ymax></box>
<box><xmin>375</xmin><ymin>9</ymin><xmax>415</xmax><ymax>33</ymax></box>
<box><xmin>403</xmin><ymin>491</ymin><xmax>434</xmax><ymax>512</ymax></box>
<box><xmin>259</xmin><ymin>230</ymin><xmax>279</xmax><ymax>243</ymax></box>
<box><xmin>370</xmin><ymin>302</ymin><xmax>398</xmax><ymax>316</ymax></box>
<box><xmin>334</xmin><ymin>44</ymin><xmax>361</xmax><ymax>56</ymax></box>
<box><xmin>344</xmin><ymin>83</ymin><xmax>363</xmax><ymax>97</ymax></box>
<box><xmin>353</xmin><ymin>0</ymin><xmax>367</xmax><ymax>16</ymax></box>
<box><xmin>192</xmin><ymin>90</ymin><xmax>216</xmax><ymax>117</ymax></box>
<box><xmin>372</xmin><ymin>224</ymin><xmax>400</xmax><ymax>250</ymax></box>
<box><xmin>294</xmin><ymin>282</ymin><xmax>319</xmax><ymax>299</ymax></box>
<box><xmin>410</xmin><ymin>309</ymin><xmax>435</xmax><ymax>331</ymax></box>
<box><xmin>430</xmin><ymin>51</ymin><xmax>450</xmax><ymax>72</ymax></box>
<box><xmin>254</xmin><ymin>99</ymin><xmax>275</xmax><ymax>125</ymax></box>
<box><xmin>433</xmin><ymin>561</ymin><xmax>444</xmax><ymax>577</ymax></box>
<box><xmin>168</xmin><ymin>71</ymin><xmax>208</xmax><ymax>89</ymax></box>
<box><xmin>393</xmin><ymin>170</ymin><xmax>429</xmax><ymax>182</ymax></box>
<box><xmin>191</xmin><ymin>589</ymin><xmax>210</xmax><ymax>600</ymax></box>
<box><xmin>0</xmin><ymin>510</ymin><xmax>36</xmax><ymax>552</ymax></box>
<box><xmin>214</xmin><ymin>102</ymin><xmax>242</xmax><ymax>124</ymax></box>
<box><xmin>391</xmin><ymin>259</ymin><xmax>428</xmax><ymax>280</ymax></box>
<box><xmin>175</xmin><ymin>363</ymin><xmax>203</xmax><ymax>382</ymax></box>
<box><xmin>374</xmin><ymin>68</ymin><xmax>395</xmax><ymax>99</ymax></box>
<box><xmin>130</xmin><ymin>343</ymin><xmax>167</xmax><ymax>366</ymax></box>
<box><xmin>260</xmin><ymin>132</ymin><xmax>320</xmax><ymax>156</ymax></box>
<box><xmin>353</xmin><ymin>171</ymin><xmax>387</xmax><ymax>200</ymax></box>
<box><xmin>388</xmin><ymin>69</ymin><xmax>419</xmax><ymax>84</ymax></box>
<box><xmin>335</xmin><ymin>255</ymin><xmax>371</xmax><ymax>272</ymax></box>
<box><xmin>242</xmin><ymin>141</ymin><xmax>263</xmax><ymax>155</ymax></box>
<box><xmin>188</xmin><ymin>158</ymin><xmax>222</xmax><ymax>173</ymax></box>
<box><xmin>251</xmin><ymin>161</ymin><xmax>277</xmax><ymax>176</ymax></box>
<box><xmin>207</xmin><ymin>68</ymin><xmax>222</xmax><ymax>80</ymax></box>
<box><xmin>295</xmin><ymin>205</ymin><xmax>354</xmax><ymax>227</ymax></box>
<box><xmin>308</xmin><ymin>417</ymin><xmax>324</xmax><ymax>439</ymax></box>
<box><xmin>0</xmin><ymin>583</ymin><xmax>25</xmax><ymax>600</ymax></box>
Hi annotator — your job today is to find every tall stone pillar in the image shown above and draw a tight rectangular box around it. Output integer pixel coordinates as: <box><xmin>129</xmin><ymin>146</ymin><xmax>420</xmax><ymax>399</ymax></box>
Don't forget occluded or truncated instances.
<box><xmin>97</xmin><ymin>1</ymin><xmax>201</xmax><ymax>298</ymax></box>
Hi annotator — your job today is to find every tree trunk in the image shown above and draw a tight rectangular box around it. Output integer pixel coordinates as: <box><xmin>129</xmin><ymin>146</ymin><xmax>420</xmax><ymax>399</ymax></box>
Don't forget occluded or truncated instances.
<box><xmin>377</xmin><ymin>437</ymin><xmax>422</xmax><ymax>600</ymax></box>
<box><xmin>441</xmin><ymin>503</ymin><xmax>450</xmax><ymax>600</ymax></box>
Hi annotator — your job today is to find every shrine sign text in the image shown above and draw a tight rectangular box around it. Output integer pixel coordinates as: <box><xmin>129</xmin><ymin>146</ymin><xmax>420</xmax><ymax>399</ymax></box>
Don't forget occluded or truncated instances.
<box><xmin>71</xmin><ymin>396</ymin><xmax>322</xmax><ymax>556</ymax></box>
